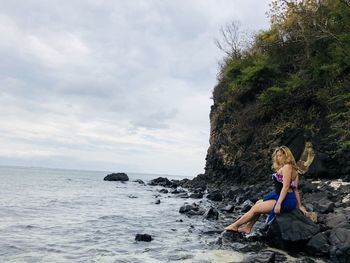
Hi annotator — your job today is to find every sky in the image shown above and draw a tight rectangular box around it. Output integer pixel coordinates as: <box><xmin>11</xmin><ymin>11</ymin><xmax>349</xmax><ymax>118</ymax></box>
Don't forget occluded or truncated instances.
<box><xmin>0</xmin><ymin>0</ymin><xmax>271</xmax><ymax>177</ymax></box>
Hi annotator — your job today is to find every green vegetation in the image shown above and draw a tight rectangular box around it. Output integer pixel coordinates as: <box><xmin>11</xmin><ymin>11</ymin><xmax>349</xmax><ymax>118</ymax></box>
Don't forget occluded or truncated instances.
<box><xmin>214</xmin><ymin>0</ymin><xmax>350</xmax><ymax>156</ymax></box>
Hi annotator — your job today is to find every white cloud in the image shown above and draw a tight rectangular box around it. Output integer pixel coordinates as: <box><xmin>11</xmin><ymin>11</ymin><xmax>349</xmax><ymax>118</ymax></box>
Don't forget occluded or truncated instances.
<box><xmin>0</xmin><ymin>0</ymin><xmax>271</xmax><ymax>176</ymax></box>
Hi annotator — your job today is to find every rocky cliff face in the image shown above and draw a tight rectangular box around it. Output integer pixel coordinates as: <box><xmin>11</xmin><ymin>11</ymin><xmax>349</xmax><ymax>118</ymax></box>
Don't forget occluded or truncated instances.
<box><xmin>191</xmin><ymin>0</ymin><xmax>350</xmax><ymax>189</ymax></box>
<box><xmin>201</xmin><ymin>87</ymin><xmax>350</xmax><ymax>188</ymax></box>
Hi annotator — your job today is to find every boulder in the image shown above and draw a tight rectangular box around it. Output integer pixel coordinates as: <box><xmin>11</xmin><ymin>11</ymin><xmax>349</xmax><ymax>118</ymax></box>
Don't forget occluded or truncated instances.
<box><xmin>266</xmin><ymin>209</ymin><xmax>320</xmax><ymax>251</ymax></box>
<box><xmin>241</xmin><ymin>250</ymin><xmax>275</xmax><ymax>263</ymax></box>
<box><xmin>203</xmin><ymin>207</ymin><xmax>219</xmax><ymax>220</ymax></box>
<box><xmin>206</xmin><ymin>190</ymin><xmax>223</xmax><ymax>202</ymax></box>
<box><xmin>104</xmin><ymin>173</ymin><xmax>129</xmax><ymax>181</ymax></box>
<box><xmin>329</xmin><ymin>225</ymin><xmax>350</xmax><ymax>263</ymax></box>
<box><xmin>306</xmin><ymin>232</ymin><xmax>330</xmax><ymax>256</ymax></box>
<box><xmin>179</xmin><ymin>203</ymin><xmax>205</xmax><ymax>216</ymax></box>
<box><xmin>135</xmin><ymin>234</ymin><xmax>152</xmax><ymax>242</ymax></box>
<box><xmin>148</xmin><ymin>177</ymin><xmax>173</xmax><ymax>187</ymax></box>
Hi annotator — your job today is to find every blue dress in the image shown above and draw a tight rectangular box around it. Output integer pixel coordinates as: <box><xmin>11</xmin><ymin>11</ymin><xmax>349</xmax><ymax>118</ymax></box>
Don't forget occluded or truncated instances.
<box><xmin>263</xmin><ymin>172</ymin><xmax>297</xmax><ymax>224</ymax></box>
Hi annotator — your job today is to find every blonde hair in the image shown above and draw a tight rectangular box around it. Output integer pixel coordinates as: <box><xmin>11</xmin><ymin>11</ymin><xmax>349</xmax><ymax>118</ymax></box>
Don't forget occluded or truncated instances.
<box><xmin>272</xmin><ymin>146</ymin><xmax>299</xmax><ymax>172</ymax></box>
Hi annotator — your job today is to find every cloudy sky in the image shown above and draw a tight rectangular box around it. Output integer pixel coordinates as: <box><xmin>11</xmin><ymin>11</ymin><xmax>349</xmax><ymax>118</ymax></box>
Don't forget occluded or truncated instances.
<box><xmin>0</xmin><ymin>0</ymin><xmax>271</xmax><ymax>177</ymax></box>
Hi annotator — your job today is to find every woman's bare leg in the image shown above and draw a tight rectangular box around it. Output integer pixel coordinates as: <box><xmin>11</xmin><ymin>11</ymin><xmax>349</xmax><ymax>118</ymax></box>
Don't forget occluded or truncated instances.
<box><xmin>225</xmin><ymin>200</ymin><xmax>276</xmax><ymax>232</ymax></box>
<box><xmin>238</xmin><ymin>200</ymin><xmax>263</xmax><ymax>234</ymax></box>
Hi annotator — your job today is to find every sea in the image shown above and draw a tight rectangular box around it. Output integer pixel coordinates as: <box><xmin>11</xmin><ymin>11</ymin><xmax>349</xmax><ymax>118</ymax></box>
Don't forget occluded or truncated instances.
<box><xmin>0</xmin><ymin>166</ymin><xmax>245</xmax><ymax>263</ymax></box>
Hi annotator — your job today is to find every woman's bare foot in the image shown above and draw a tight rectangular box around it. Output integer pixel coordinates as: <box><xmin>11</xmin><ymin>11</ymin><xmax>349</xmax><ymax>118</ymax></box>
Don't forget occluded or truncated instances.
<box><xmin>225</xmin><ymin>223</ymin><xmax>239</xmax><ymax>231</ymax></box>
<box><xmin>238</xmin><ymin>225</ymin><xmax>252</xmax><ymax>234</ymax></box>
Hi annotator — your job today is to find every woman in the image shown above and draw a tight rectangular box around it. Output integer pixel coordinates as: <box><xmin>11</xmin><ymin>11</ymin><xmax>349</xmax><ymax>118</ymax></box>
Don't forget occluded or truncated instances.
<box><xmin>225</xmin><ymin>146</ymin><xmax>309</xmax><ymax>234</ymax></box>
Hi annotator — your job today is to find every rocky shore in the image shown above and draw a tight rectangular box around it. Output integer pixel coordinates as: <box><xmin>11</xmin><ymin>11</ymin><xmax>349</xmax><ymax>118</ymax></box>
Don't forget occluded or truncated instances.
<box><xmin>146</xmin><ymin>176</ymin><xmax>350</xmax><ymax>263</ymax></box>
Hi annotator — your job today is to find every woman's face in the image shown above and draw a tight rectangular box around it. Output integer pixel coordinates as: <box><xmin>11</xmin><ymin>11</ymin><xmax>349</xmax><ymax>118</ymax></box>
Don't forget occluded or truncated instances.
<box><xmin>276</xmin><ymin>150</ymin><xmax>286</xmax><ymax>165</ymax></box>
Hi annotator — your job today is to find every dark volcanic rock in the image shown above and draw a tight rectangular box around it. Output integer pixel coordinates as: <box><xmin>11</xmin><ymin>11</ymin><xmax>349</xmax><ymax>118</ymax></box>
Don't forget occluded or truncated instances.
<box><xmin>241</xmin><ymin>250</ymin><xmax>275</xmax><ymax>263</ymax></box>
<box><xmin>266</xmin><ymin>209</ymin><xmax>320</xmax><ymax>250</ymax></box>
<box><xmin>329</xmin><ymin>225</ymin><xmax>350</xmax><ymax>263</ymax></box>
<box><xmin>189</xmin><ymin>192</ymin><xmax>203</xmax><ymax>199</ymax></box>
<box><xmin>104</xmin><ymin>173</ymin><xmax>129</xmax><ymax>181</ymax></box>
<box><xmin>203</xmin><ymin>207</ymin><xmax>219</xmax><ymax>220</ymax></box>
<box><xmin>240</xmin><ymin>200</ymin><xmax>254</xmax><ymax>213</ymax></box>
<box><xmin>133</xmin><ymin>179</ymin><xmax>145</xmax><ymax>185</ymax></box>
<box><xmin>158</xmin><ymin>189</ymin><xmax>169</xmax><ymax>194</ymax></box>
<box><xmin>135</xmin><ymin>234</ymin><xmax>152</xmax><ymax>242</ymax></box>
<box><xmin>179</xmin><ymin>203</ymin><xmax>205</xmax><ymax>216</ymax></box>
<box><xmin>206</xmin><ymin>190</ymin><xmax>223</xmax><ymax>202</ymax></box>
<box><xmin>148</xmin><ymin>177</ymin><xmax>173</xmax><ymax>187</ymax></box>
<box><xmin>220</xmin><ymin>204</ymin><xmax>235</xmax><ymax>213</ymax></box>
<box><xmin>306</xmin><ymin>232</ymin><xmax>330</xmax><ymax>256</ymax></box>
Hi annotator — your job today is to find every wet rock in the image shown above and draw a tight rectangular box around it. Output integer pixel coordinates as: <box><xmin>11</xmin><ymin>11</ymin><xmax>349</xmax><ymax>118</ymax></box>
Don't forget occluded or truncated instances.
<box><xmin>220</xmin><ymin>230</ymin><xmax>244</xmax><ymax>244</ymax></box>
<box><xmin>240</xmin><ymin>200</ymin><xmax>254</xmax><ymax>213</ymax></box>
<box><xmin>135</xmin><ymin>234</ymin><xmax>152</xmax><ymax>242</ymax></box>
<box><xmin>206</xmin><ymin>190</ymin><xmax>223</xmax><ymax>202</ymax></box>
<box><xmin>306</xmin><ymin>232</ymin><xmax>330</xmax><ymax>256</ymax></box>
<box><xmin>158</xmin><ymin>189</ymin><xmax>169</xmax><ymax>194</ymax></box>
<box><xmin>241</xmin><ymin>250</ymin><xmax>275</xmax><ymax>263</ymax></box>
<box><xmin>266</xmin><ymin>209</ymin><xmax>320</xmax><ymax>251</ymax></box>
<box><xmin>133</xmin><ymin>179</ymin><xmax>145</xmax><ymax>185</ymax></box>
<box><xmin>148</xmin><ymin>177</ymin><xmax>173</xmax><ymax>187</ymax></box>
<box><xmin>224</xmin><ymin>186</ymin><xmax>242</xmax><ymax>200</ymax></box>
<box><xmin>203</xmin><ymin>207</ymin><xmax>219</xmax><ymax>220</ymax></box>
<box><xmin>313</xmin><ymin>200</ymin><xmax>335</xmax><ymax>214</ymax></box>
<box><xmin>177</xmin><ymin>192</ymin><xmax>189</xmax><ymax>198</ymax></box>
<box><xmin>220</xmin><ymin>204</ymin><xmax>235</xmax><ymax>213</ymax></box>
<box><xmin>325</xmin><ymin>212</ymin><xmax>349</xmax><ymax>229</ymax></box>
<box><xmin>179</xmin><ymin>203</ymin><xmax>205</xmax><ymax>216</ymax></box>
<box><xmin>189</xmin><ymin>192</ymin><xmax>203</xmax><ymax>199</ymax></box>
<box><xmin>104</xmin><ymin>173</ymin><xmax>129</xmax><ymax>181</ymax></box>
<box><xmin>329</xmin><ymin>225</ymin><xmax>350</xmax><ymax>263</ymax></box>
<box><xmin>300</xmin><ymin>180</ymin><xmax>316</xmax><ymax>194</ymax></box>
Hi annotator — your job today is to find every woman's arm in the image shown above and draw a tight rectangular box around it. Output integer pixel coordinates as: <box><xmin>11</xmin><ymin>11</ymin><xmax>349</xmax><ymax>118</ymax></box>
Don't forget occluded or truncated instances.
<box><xmin>274</xmin><ymin>164</ymin><xmax>292</xmax><ymax>214</ymax></box>
<box><xmin>293</xmin><ymin>176</ymin><xmax>308</xmax><ymax>216</ymax></box>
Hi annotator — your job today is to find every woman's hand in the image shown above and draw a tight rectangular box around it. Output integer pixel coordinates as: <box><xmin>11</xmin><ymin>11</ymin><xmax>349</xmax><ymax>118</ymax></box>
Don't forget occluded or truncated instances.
<box><xmin>298</xmin><ymin>205</ymin><xmax>308</xmax><ymax>216</ymax></box>
<box><xmin>274</xmin><ymin>203</ymin><xmax>281</xmax><ymax>214</ymax></box>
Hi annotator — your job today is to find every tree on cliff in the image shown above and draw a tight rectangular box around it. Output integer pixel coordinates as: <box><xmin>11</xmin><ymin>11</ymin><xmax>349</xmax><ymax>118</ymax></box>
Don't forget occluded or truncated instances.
<box><xmin>205</xmin><ymin>0</ymin><xmax>350</xmax><ymax>186</ymax></box>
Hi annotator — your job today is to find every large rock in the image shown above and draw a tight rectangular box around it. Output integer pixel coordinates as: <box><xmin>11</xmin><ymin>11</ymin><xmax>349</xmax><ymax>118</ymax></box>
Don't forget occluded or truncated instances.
<box><xmin>148</xmin><ymin>177</ymin><xmax>173</xmax><ymax>187</ymax></box>
<box><xmin>329</xmin><ymin>224</ymin><xmax>350</xmax><ymax>263</ymax></box>
<box><xmin>104</xmin><ymin>172</ymin><xmax>129</xmax><ymax>181</ymax></box>
<box><xmin>266</xmin><ymin>209</ymin><xmax>320</xmax><ymax>251</ymax></box>
<box><xmin>306</xmin><ymin>232</ymin><xmax>330</xmax><ymax>256</ymax></box>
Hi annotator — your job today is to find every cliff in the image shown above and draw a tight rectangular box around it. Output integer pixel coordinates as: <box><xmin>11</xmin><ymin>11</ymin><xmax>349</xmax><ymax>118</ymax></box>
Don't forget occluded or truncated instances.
<box><xmin>194</xmin><ymin>0</ymin><xmax>350</xmax><ymax>189</ymax></box>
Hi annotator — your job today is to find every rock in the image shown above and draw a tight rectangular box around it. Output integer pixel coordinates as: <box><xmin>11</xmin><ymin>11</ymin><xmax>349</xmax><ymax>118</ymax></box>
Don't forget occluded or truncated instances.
<box><xmin>329</xmin><ymin>225</ymin><xmax>350</xmax><ymax>263</ymax></box>
<box><xmin>206</xmin><ymin>190</ymin><xmax>223</xmax><ymax>202</ymax></box>
<box><xmin>158</xmin><ymin>189</ymin><xmax>169</xmax><ymax>193</ymax></box>
<box><xmin>220</xmin><ymin>230</ymin><xmax>244</xmax><ymax>244</ymax></box>
<box><xmin>224</xmin><ymin>186</ymin><xmax>242</xmax><ymax>200</ymax></box>
<box><xmin>240</xmin><ymin>200</ymin><xmax>254</xmax><ymax>213</ymax></box>
<box><xmin>177</xmin><ymin>192</ymin><xmax>189</xmax><ymax>198</ymax></box>
<box><xmin>155</xmin><ymin>199</ymin><xmax>161</xmax><ymax>204</ymax></box>
<box><xmin>220</xmin><ymin>204</ymin><xmax>235</xmax><ymax>213</ymax></box>
<box><xmin>103</xmin><ymin>172</ymin><xmax>129</xmax><ymax>181</ymax></box>
<box><xmin>203</xmin><ymin>207</ymin><xmax>219</xmax><ymax>220</ymax></box>
<box><xmin>189</xmin><ymin>192</ymin><xmax>203</xmax><ymax>199</ymax></box>
<box><xmin>313</xmin><ymin>200</ymin><xmax>335</xmax><ymax>214</ymax></box>
<box><xmin>135</xmin><ymin>234</ymin><xmax>152</xmax><ymax>242</ymax></box>
<box><xmin>148</xmin><ymin>177</ymin><xmax>173</xmax><ymax>187</ymax></box>
<box><xmin>300</xmin><ymin>180</ymin><xmax>316</xmax><ymax>194</ymax></box>
<box><xmin>179</xmin><ymin>203</ymin><xmax>205</xmax><ymax>216</ymax></box>
<box><xmin>133</xmin><ymin>179</ymin><xmax>145</xmax><ymax>185</ymax></box>
<box><xmin>266</xmin><ymin>209</ymin><xmax>320</xmax><ymax>251</ymax></box>
<box><xmin>306</xmin><ymin>232</ymin><xmax>330</xmax><ymax>256</ymax></box>
<box><xmin>171</xmin><ymin>189</ymin><xmax>180</xmax><ymax>194</ymax></box>
<box><xmin>241</xmin><ymin>250</ymin><xmax>275</xmax><ymax>263</ymax></box>
<box><xmin>325</xmin><ymin>212</ymin><xmax>348</xmax><ymax>229</ymax></box>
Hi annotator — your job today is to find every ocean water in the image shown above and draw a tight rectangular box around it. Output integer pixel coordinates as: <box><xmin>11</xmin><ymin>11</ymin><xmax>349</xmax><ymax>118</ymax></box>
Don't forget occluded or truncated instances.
<box><xmin>0</xmin><ymin>166</ymin><xmax>244</xmax><ymax>263</ymax></box>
